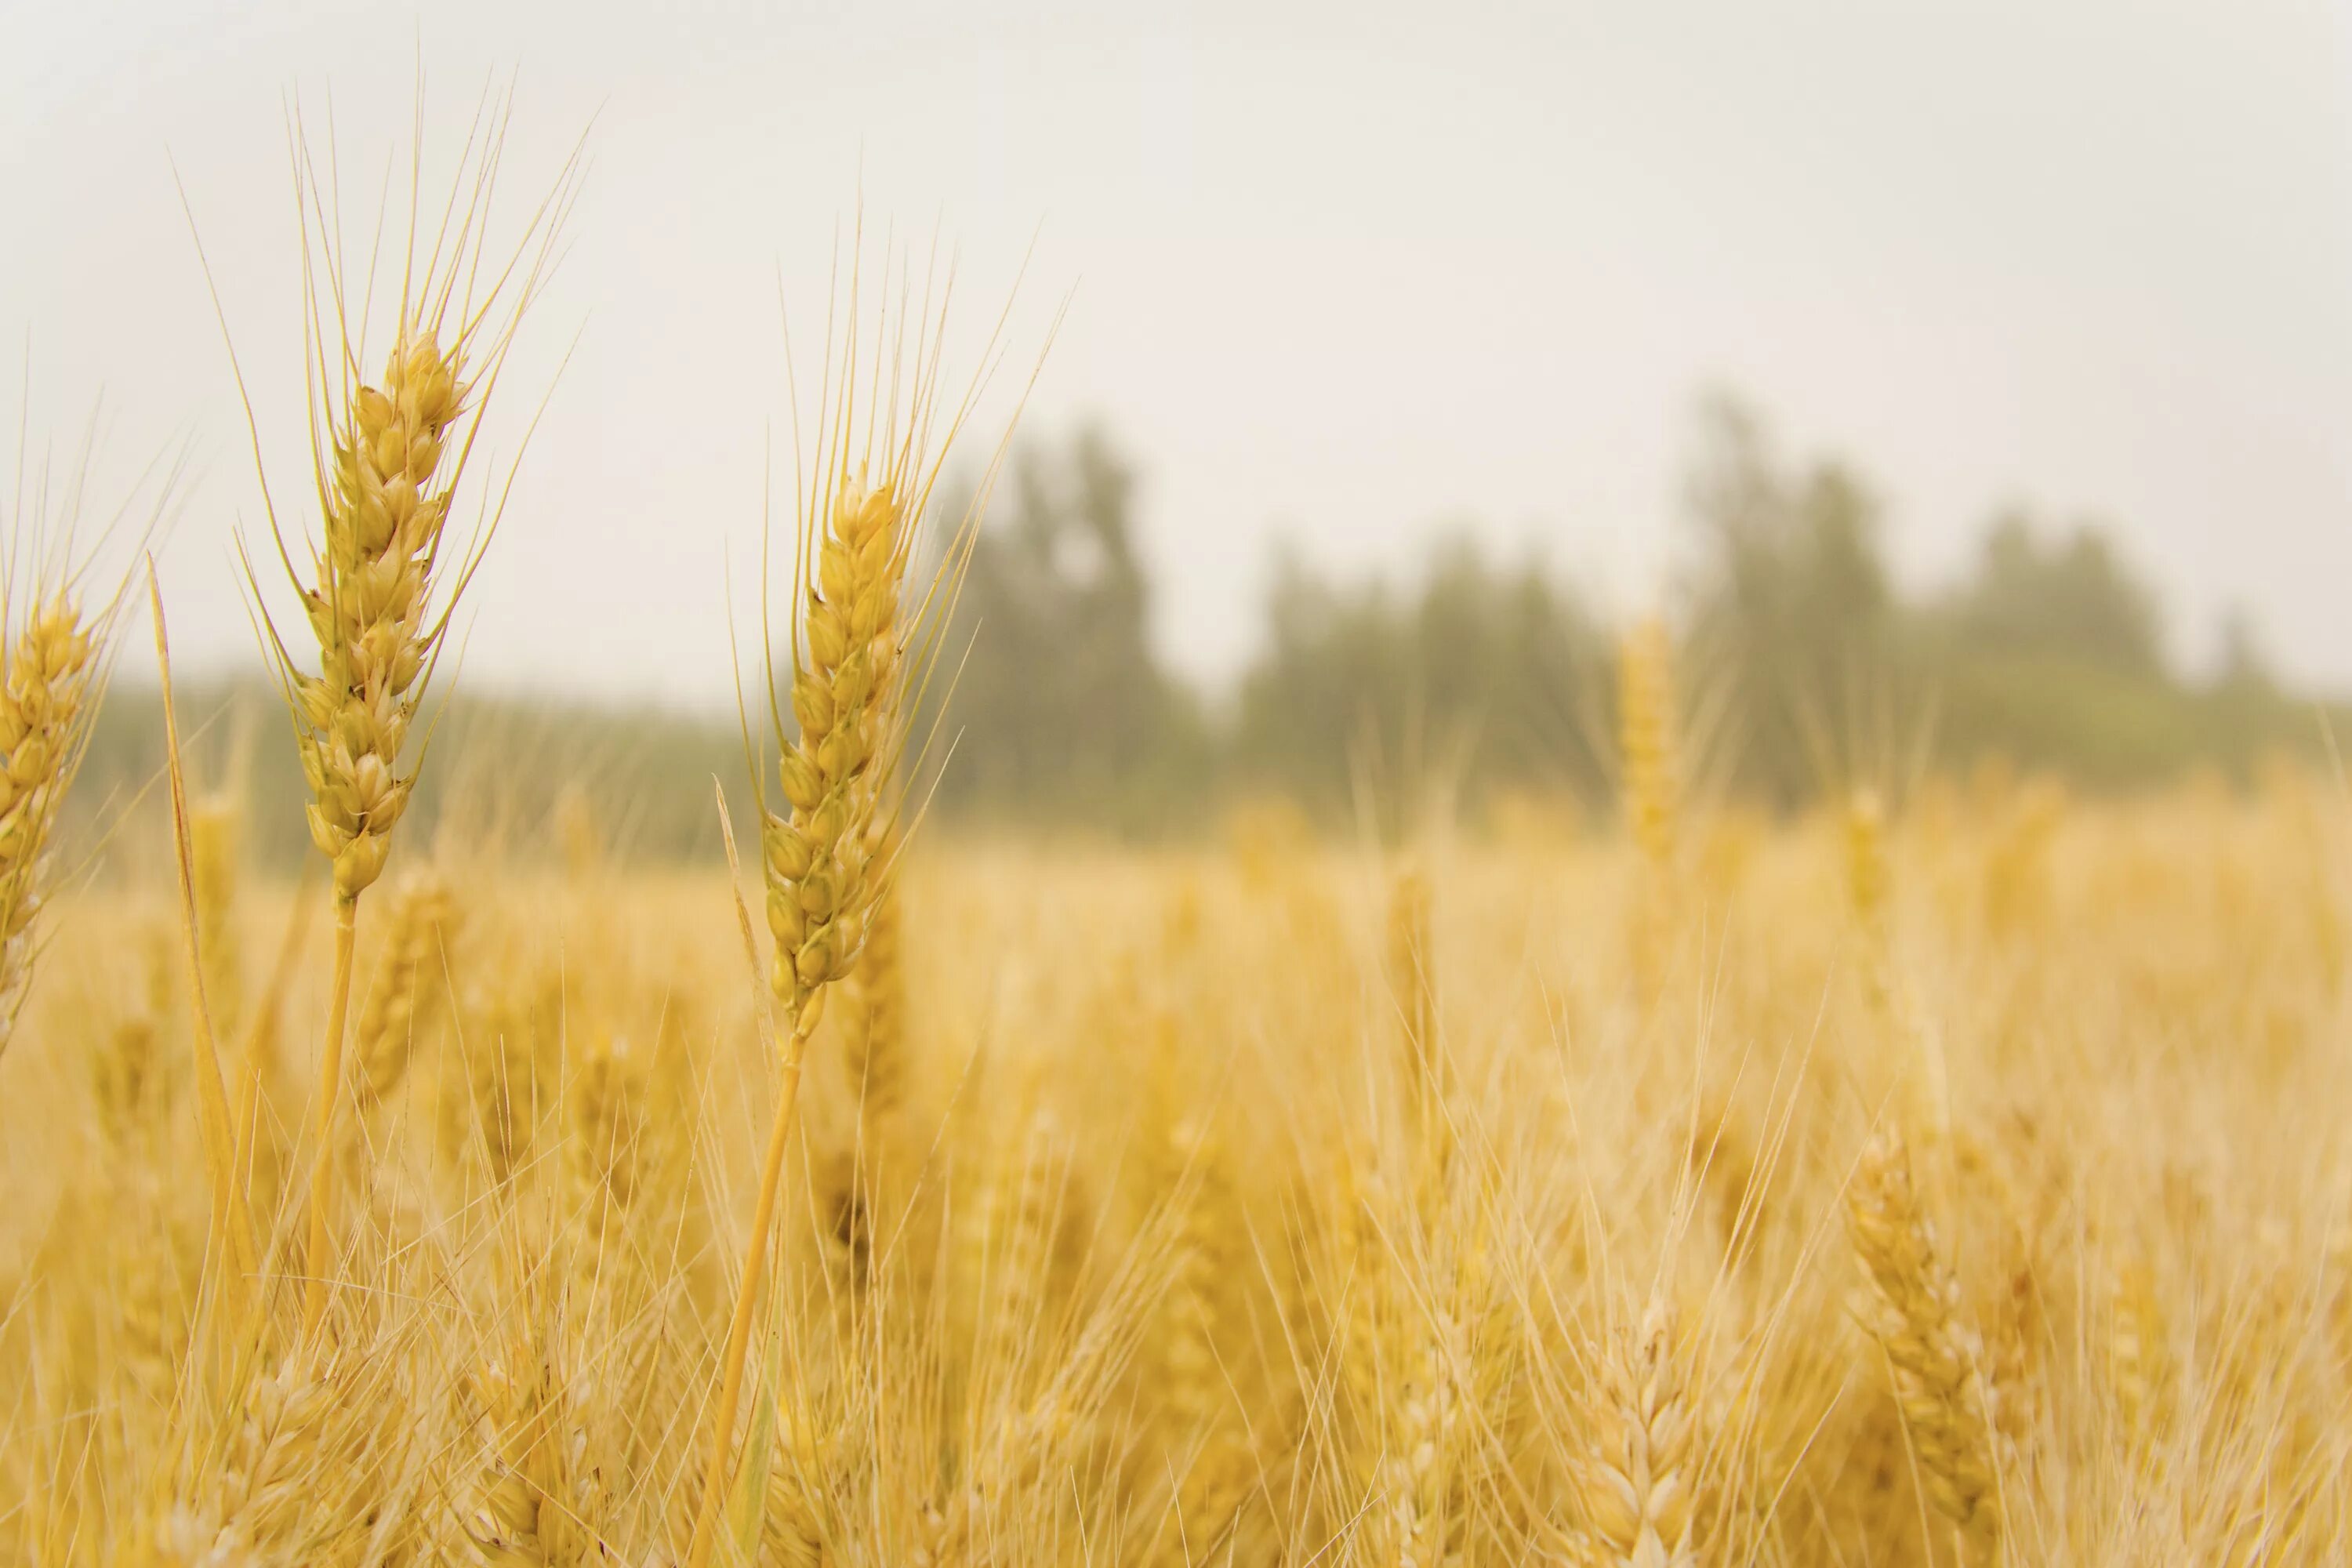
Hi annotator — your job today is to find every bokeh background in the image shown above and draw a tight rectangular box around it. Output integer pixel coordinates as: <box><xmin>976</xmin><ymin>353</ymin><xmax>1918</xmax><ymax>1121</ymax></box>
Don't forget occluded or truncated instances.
<box><xmin>8</xmin><ymin>0</ymin><xmax>2352</xmax><ymax>855</ymax></box>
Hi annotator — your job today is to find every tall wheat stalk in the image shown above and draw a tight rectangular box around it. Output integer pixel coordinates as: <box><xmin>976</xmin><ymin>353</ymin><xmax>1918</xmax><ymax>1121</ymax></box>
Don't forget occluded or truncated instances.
<box><xmin>685</xmin><ymin>250</ymin><xmax>1033</xmax><ymax>1568</ymax></box>
<box><xmin>149</xmin><ymin>578</ymin><xmax>260</xmax><ymax>1314</ymax></box>
<box><xmin>205</xmin><ymin>94</ymin><xmax>581</xmax><ymax>1335</ymax></box>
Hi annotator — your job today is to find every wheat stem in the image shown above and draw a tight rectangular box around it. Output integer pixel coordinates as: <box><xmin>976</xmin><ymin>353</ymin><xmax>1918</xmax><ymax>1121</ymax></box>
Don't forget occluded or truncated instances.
<box><xmin>149</xmin><ymin>572</ymin><xmax>256</xmax><ymax>1305</ymax></box>
<box><xmin>231</xmin><ymin>859</ymin><xmax>317</xmax><ymax>1199</ymax></box>
<box><xmin>685</xmin><ymin>993</ymin><xmax>826</xmax><ymax>1568</ymax></box>
<box><xmin>300</xmin><ymin>889</ymin><xmax>360</xmax><ymax>1338</ymax></box>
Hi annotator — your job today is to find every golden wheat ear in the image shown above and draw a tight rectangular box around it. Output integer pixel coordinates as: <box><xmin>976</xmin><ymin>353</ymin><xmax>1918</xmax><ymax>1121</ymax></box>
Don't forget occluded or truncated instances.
<box><xmin>257</xmin><ymin>100</ymin><xmax>583</xmax><ymax>908</ymax></box>
<box><xmin>187</xmin><ymin>85</ymin><xmax>583</xmax><ymax>1339</ymax></box>
<box><xmin>0</xmin><ymin>595</ymin><xmax>100</xmax><ymax>1059</ymax></box>
<box><xmin>687</xmin><ymin>240</ymin><xmax>1045</xmax><ymax>1568</ymax></box>
<box><xmin>1846</xmin><ymin>1129</ymin><xmax>2003</xmax><ymax>1564</ymax></box>
<box><xmin>0</xmin><ymin>421</ymin><xmax>184</xmax><ymax>1059</ymax></box>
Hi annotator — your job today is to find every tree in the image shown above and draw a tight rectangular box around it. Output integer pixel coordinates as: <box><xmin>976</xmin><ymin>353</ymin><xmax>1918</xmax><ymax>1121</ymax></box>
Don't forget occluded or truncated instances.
<box><xmin>923</xmin><ymin>426</ymin><xmax>1209</xmax><ymax>829</ymax></box>
<box><xmin>1947</xmin><ymin>511</ymin><xmax>2165</xmax><ymax>677</ymax></box>
<box><xmin>1682</xmin><ymin>394</ymin><xmax>1899</xmax><ymax>804</ymax></box>
<box><xmin>1234</xmin><ymin>533</ymin><xmax>1606</xmax><ymax>815</ymax></box>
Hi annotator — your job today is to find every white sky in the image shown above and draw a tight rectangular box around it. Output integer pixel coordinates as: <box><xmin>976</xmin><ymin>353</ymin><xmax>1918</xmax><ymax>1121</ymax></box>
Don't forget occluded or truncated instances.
<box><xmin>5</xmin><ymin>0</ymin><xmax>2350</xmax><ymax>708</ymax></box>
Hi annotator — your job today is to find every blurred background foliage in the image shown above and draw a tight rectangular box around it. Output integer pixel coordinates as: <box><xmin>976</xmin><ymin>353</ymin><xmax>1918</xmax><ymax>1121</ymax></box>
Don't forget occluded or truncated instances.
<box><xmin>70</xmin><ymin>396</ymin><xmax>2337</xmax><ymax>866</ymax></box>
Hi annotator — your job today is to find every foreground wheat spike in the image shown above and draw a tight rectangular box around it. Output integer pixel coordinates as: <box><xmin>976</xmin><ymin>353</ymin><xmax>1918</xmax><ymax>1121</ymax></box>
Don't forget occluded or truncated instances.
<box><xmin>688</xmin><ymin>260</ymin><xmax>1018</xmax><ymax>1568</ymax></box>
<box><xmin>1163</xmin><ymin>1116</ymin><xmax>1251</xmax><ymax>1554</ymax></box>
<box><xmin>1379</xmin><ymin>1289</ymin><xmax>1461</xmax><ymax>1568</ymax></box>
<box><xmin>760</xmin><ymin>471</ymin><xmax>912</xmax><ymax>1012</ymax></box>
<box><xmin>153</xmin><ymin>1344</ymin><xmax>418</xmax><ymax>1566</ymax></box>
<box><xmin>1581</xmin><ymin>1295</ymin><xmax>1701</xmax><ymax>1568</ymax></box>
<box><xmin>286</xmin><ymin>323</ymin><xmax>472</xmax><ymax>1334</ymax></box>
<box><xmin>464</xmin><ymin>1349</ymin><xmax>567</xmax><ymax>1567</ymax></box>
<box><xmin>1846</xmin><ymin>1131</ymin><xmax>2003</xmax><ymax>1565</ymax></box>
<box><xmin>0</xmin><ymin>597</ymin><xmax>98</xmax><ymax>1056</ymax></box>
<box><xmin>287</xmin><ymin>322</ymin><xmax>474</xmax><ymax>902</ymax></box>
<box><xmin>182</xmin><ymin>1362</ymin><xmax>339</xmax><ymax>1558</ymax></box>
<box><xmin>691</xmin><ymin>474</ymin><xmax>914</xmax><ymax>1555</ymax></box>
<box><xmin>241</xmin><ymin>112</ymin><xmax>577</xmax><ymax>1338</ymax></box>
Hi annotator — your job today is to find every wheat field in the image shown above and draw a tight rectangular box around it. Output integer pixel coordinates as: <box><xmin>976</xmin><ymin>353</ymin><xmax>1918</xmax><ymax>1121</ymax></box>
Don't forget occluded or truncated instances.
<box><xmin>4</xmin><ymin>764</ymin><xmax>2350</xmax><ymax>1565</ymax></box>
<box><xmin>4</xmin><ymin>107</ymin><xmax>2351</xmax><ymax>1568</ymax></box>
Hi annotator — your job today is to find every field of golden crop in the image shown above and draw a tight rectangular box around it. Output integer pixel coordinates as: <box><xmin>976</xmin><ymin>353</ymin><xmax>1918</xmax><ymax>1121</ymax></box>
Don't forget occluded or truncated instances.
<box><xmin>3</xmin><ymin>100</ymin><xmax>2349</xmax><ymax>1568</ymax></box>
<box><xmin>4</xmin><ymin>767</ymin><xmax>2350</xmax><ymax>1566</ymax></box>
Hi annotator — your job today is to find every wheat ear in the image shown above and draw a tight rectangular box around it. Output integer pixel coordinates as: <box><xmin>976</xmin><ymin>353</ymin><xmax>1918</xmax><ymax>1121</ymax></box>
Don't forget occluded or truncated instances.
<box><xmin>0</xmin><ymin>430</ymin><xmax>170</xmax><ymax>1054</ymax></box>
<box><xmin>1581</xmin><ymin>1294</ymin><xmax>1702</xmax><ymax>1568</ymax></box>
<box><xmin>1846</xmin><ymin>1131</ymin><xmax>2002</xmax><ymax>1564</ymax></box>
<box><xmin>287</xmin><ymin>320</ymin><xmax>471</xmax><ymax>1334</ymax></box>
<box><xmin>688</xmin><ymin>464</ymin><xmax>922</xmax><ymax>1566</ymax></box>
<box><xmin>0</xmin><ymin>598</ymin><xmax>96</xmax><ymax>1054</ymax></box>
<box><xmin>688</xmin><ymin>245</ymin><xmax>1033</xmax><ymax>1568</ymax></box>
<box><xmin>239</xmin><ymin>111</ymin><xmax>577</xmax><ymax>1338</ymax></box>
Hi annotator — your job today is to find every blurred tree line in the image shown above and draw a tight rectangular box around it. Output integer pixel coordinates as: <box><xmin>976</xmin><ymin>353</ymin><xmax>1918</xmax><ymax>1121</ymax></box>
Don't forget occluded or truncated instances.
<box><xmin>924</xmin><ymin>403</ymin><xmax>2326</xmax><ymax>830</ymax></box>
<box><xmin>63</xmin><ymin>397</ymin><xmax>2336</xmax><ymax>869</ymax></box>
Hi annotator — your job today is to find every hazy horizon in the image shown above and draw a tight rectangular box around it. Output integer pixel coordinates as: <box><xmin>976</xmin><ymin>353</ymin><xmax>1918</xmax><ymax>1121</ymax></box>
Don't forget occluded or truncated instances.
<box><xmin>7</xmin><ymin>0</ymin><xmax>2350</xmax><ymax>713</ymax></box>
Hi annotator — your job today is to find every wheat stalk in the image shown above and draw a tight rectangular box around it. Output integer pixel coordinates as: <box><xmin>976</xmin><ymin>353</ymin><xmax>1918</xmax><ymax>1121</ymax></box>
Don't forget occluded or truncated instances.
<box><xmin>191</xmin><ymin>788</ymin><xmax>246</xmax><ymax>1038</ymax></box>
<box><xmin>225</xmin><ymin>103</ymin><xmax>579</xmax><ymax>1337</ymax></box>
<box><xmin>151</xmin><ymin>577</ymin><xmax>261</xmax><ymax>1314</ymax></box>
<box><xmin>687</xmin><ymin>245</ymin><xmax>1032</xmax><ymax>1568</ymax></box>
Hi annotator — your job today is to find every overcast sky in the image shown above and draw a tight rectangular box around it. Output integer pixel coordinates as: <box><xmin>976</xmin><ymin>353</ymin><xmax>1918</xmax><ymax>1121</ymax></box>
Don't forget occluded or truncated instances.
<box><xmin>5</xmin><ymin>0</ymin><xmax>2350</xmax><ymax>707</ymax></box>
